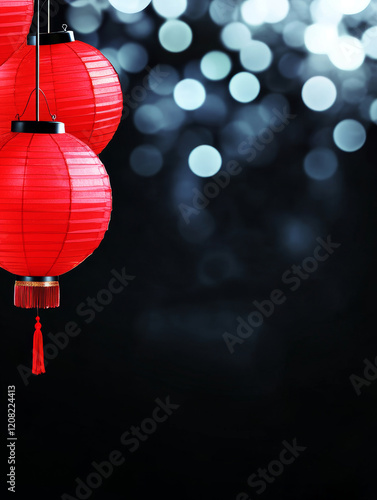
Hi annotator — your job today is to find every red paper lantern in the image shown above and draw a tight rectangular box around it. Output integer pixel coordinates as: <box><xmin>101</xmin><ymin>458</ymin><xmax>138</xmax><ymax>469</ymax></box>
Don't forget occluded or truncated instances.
<box><xmin>0</xmin><ymin>121</ymin><xmax>112</xmax><ymax>313</ymax></box>
<box><xmin>0</xmin><ymin>31</ymin><xmax>123</xmax><ymax>154</ymax></box>
<box><xmin>0</xmin><ymin>0</ymin><xmax>34</xmax><ymax>66</ymax></box>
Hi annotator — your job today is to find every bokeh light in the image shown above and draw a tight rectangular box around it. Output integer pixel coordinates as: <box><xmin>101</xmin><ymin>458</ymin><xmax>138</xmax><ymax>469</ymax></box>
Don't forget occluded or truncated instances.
<box><xmin>333</xmin><ymin>119</ymin><xmax>366</xmax><ymax>152</ymax></box>
<box><xmin>200</xmin><ymin>51</ymin><xmax>232</xmax><ymax>81</ymax></box>
<box><xmin>369</xmin><ymin>99</ymin><xmax>377</xmax><ymax>122</ymax></box>
<box><xmin>67</xmin><ymin>5</ymin><xmax>102</xmax><ymax>33</ymax></box>
<box><xmin>152</xmin><ymin>0</ymin><xmax>187</xmax><ymax>19</ymax></box>
<box><xmin>221</xmin><ymin>22</ymin><xmax>251</xmax><ymax>51</ymax></box>
<box><xmin>118</xmin><ymin>42</ymin><xmax>148</xmax><ymax>73</ymax></box>
<box><xmin>328</xmin><ymin>36</ymin><xmax>365</xmax><ymax>71</ymax></box>
<box><xmin>229</xmin><ymin>72</ymin><xmax>260</xmax><ymax>103</ymax></box>
<box><xmin>130</xmin><ymin>145</ymin><xmax>163</xmax><ymax>177</ymax></box>
<box><xmin>304</xmin><ymin>24</ymin><xmax>338</xmax><ymax>55</ymax></box>
<box><xmin>328</xmin><ymin>0</ymin><xmax>371</xmax><ymax>15</ymax></box>
<box><xmin>134</xmin><ymin>105</ymin><xmax>164</xmax><ymax>134</ymax></box>
<box><xmin>174</xmin><ymin>79</ymin><xmax>206</xmax><ymax>110</ymax></box>
<box><xmin>159</xmin><ymin>20</ymin><xmax>193</xmax><ymax>52</ymax></box>
<box><xmin>302</xmin><ymin>76</ymin><xmax>337</xmax><ymax>112</ymax></box>
<box><xmin>362</xmin><ymin>27</ymin><xmax>377</xmax><ymax>59</ymax></box>
<box><xmin>241</xmin><ymin>0</ymin><xmax>290</xmax><ymax>25</ymax></box>
<box><xmin>240</xmin><ymin>41</ymin><xmax>273</xmax><ymax>73</ymax></box>
<box><xmin>109</xmin><ymin>0</ymin><xmax>152</xmax><ymax>14</ymax></box>
<box><xmin>304</xmin><ymin>148</ymin><xmax>338</xmax><ymax>180</ymax></box>
<box><xmin>188</xmin><ymin>145</ymin><xmax>222</xmax><ymax>177</ymax></box>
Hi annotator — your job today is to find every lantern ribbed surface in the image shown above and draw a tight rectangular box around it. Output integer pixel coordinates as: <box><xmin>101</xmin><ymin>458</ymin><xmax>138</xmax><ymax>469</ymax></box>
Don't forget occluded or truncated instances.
<box><xmin>0</xmin><ymin>131</ymin><xmax>112</xmax><ymax>277</ymax></box>
<box><xmin>0</xmin><ymin>0</ymin><xmax>34</xmax><ymax>66</ymax></box>
<box><xmin>0</xmin><ymin>40</ymin><xmax>123</xmax><ymax>154</ymax></box>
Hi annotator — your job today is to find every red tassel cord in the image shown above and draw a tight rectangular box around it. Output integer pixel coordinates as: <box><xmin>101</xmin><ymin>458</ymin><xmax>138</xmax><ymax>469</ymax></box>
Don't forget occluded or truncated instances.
<box><xmin>32</xmin><ymin>316</ymin><xmax>45</xmax><ymax>375</ymax></box>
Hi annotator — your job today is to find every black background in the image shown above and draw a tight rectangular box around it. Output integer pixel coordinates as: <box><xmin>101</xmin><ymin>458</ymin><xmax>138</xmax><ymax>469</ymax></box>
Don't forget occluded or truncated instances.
<box><xmin>2</xmin><ymin>2</ymin><xmax>377</xmax><ymax>499</ymax></box>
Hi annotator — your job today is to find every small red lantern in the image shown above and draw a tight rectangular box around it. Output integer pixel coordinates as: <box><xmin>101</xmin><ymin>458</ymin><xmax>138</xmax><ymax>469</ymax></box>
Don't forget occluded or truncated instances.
<box><xmin>0</xmin><ymin>30</ymin><xmax>123</xmax><ymax>154</ymax></box>
<box><xmin>0</xmin><ymin>0</ymin><xmax>34</xmax><ymax>66</ymax></box>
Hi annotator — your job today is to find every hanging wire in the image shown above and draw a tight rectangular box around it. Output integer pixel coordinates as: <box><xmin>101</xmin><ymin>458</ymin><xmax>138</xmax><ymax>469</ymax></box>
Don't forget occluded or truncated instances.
<box><xmin>36</xmin><ymin>0</ymin><xmax>40</xmax><ymax>121</ymax></box>
<box><xmin>15</xmin><ymin>88</ymin><xmax>56</xmax><ymax>121</ymax></box>
<box><xmin>48</xmin><ymin>0</ymin><xmax>50</xmax><ymax>33</ymax></box>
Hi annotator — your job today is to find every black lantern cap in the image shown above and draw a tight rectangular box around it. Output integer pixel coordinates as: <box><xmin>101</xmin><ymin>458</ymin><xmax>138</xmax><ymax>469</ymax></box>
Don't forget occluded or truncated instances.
<box><xmin>17</xmin><ymin>276</ymin><xmax>59</xmax><ymax>282</ymax></box>
<box><xmin>27</xmin><ymin>30</ymin><xmax>75</xmax><ymax>46</ymax></box>
<box><xmin>11</xmin><ymin>121</ymin><xmax>65</xmax><ymax>134</ymax></box>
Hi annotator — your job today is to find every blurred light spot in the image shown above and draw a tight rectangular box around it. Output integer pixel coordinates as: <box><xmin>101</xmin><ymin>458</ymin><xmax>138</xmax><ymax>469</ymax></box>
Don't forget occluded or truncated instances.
<box><xmin>229</xmin><ymin>72</ymin><xmax>260</xmax><ymax>103</ymax></box>
<box><xmin>369</xmin><ymin>99</ymin><xmax>377</xmax><ymax>122</ymax></box>
<box><xmin>302</xmin><ymin>76</ymin><xmax>337</xmax><ymax>112</ymax></box>
<box><xmin>152</xmin><ymin>0</ymin><xmax>187</xmax><ymax>18</ymax></box>
<box><xmin>241</xmin><ymin>0</ymin><xmax>268</xmax><ymax>25</ymax></box>
<box><xmin>221</xmin><ymin>22</ymin><xmax>251</xmax><ymax>51</ymax></box>
<box><xmin>242</xmin><ymin>0</ymin><xmax>289</xmax><ymax>24</ymax></box>
<box><xmin>240</xmin><ymin>41</ymin><xmax>273</xmax><ymax>73</ymax></box>
<box><xmin>304</xmin><ymin>148</ymin><xmax>338</xmax><ymax>180</ymax></box>
<box><xmin>283</xmin><ymin>21</ymin><xmax>306</xmax><ymax>48</ymax></box>
<box><xmin>282</xmin><ymin>220</ymin><xmax>315</xmax><ymax>254</ymax></box>
<box><xmin>109</xmin><ymin>0</ymin><xmax>151</xmax><ymax>14</ymax></box>
<box><xmin>174</xmin><ymin>79</ymin><xmax>206</xmax><ymax>110</ymax></box>
<box><xmin>67</xmin><ymin>5</ymin><xmax>102</xmax><ymax>33</ymax></box>
<box><xmin>328</xmin><ymin>36</ymin><xmax>365</xmax><ymax>71</ymax></box>
<box><xmin>304</xmin><ymin>23</ymin><xmax>338</xmax><ymax>55</ymax></box>
<box><xmin>159</xmin><ymin>20</ymin><xmax>192</xmax><ymax>52</ymax></box>
<box><xmin>130</xmin><ymin>145</ymin><xmax>163</xmax><ymax>176</ymax></box>
<box><xmin>362</xmin><ymin>26</ymin><xmax>377</xmax><ymax>59</ymax></box>
<box><xmin>118</xmin><ymin>42</ymin><xmax>148</xmax><ymax>73</ymax></box>
<box><xmin>333</xmin><ymin>119</ymin><xmax>366</xmax><ymax>152</ymax></box>
<box><xmin>189</xmin><ymin>145</ymin><xmax>222</xmax><ymax>177</ymax></box>
<box><xmin>329</xmin><ymin>0</ymin><xmax>370</xmax><ymax>15</ymax></box>
<box><xmin>341</xmin><ymin>78</ymin><xmax>366</xmax><ymax>104</ymax></box>
<box><xmin>264</xmin><ymin>0</ymin><xmax>290</xmax><ymax>23</ymax></box>
<box><xmin>200</xmin><ymin>51</ymin><xmax>232</xmax><ymax>80</ymax></box>
<box><xmin>209</xmin><ymin>0</ymin><xmax>238</xmax><ymax>25</ymax></box>
<box><xmin>134</xmin><ymin>105</ymin><xmax>164</xmax><ymax>134</ymax></box>
<box><xmin>148</xmin><ymin>64</ymin><xmax>179</xmax><ymax>96</ymax></box>
<box><xmin>310</xmin><ymin>0</ymin><xmax>342</xmax><ymax>24</ymax></box>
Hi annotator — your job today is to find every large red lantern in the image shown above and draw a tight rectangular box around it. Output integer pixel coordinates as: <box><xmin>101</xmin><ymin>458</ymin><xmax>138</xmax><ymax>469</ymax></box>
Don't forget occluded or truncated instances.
<box><xmin>0</xmin><ymin>0</ymin><xmax>34</xmax><ymax>66</ymax></box>
<box><xmin>0</xmin><ymin>120</ymin><xmax>112</xmax><ymax>373</ymax></box>
<box><xmin>0</xmin><ymin>30</ymin><xmax>123</xmax><ymax>154</ymax></box>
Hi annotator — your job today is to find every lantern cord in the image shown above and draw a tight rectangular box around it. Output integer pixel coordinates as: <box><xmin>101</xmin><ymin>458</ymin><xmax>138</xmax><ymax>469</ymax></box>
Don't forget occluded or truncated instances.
<box><xmin>15</xmin><ymin>88</ymin><xmax>56</xmax><ymax>122</ymax></box>
<box><xmin>36</xmin><ymin>0</ymin><xmax>40</xmax><ymax>122</ymax></box>
<box><xmin>48</xmin><ymin>0</ymin><xmax>50</xmax><ymax>33</ymax></box>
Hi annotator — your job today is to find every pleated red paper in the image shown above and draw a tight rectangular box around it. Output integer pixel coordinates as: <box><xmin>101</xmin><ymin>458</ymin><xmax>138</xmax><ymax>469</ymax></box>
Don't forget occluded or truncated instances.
<box><xmin>0</xmin><ymin>131</ymin><xmax>112</xmax><ymax>277</ymax></box>
<box><xmin>0</xmin><ymin>0</ymin><xmax>34</xmax><ymax>66</ymax></box>
<box><xmin>0</xmin><ymin>41</ymin><xmax>123</xmax><ymax>154</ymax></box>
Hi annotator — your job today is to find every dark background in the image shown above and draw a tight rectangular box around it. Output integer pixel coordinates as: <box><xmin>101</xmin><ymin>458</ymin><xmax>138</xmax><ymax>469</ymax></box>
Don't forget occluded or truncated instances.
<box><xmin>2</xmin><ymin>1</ymin><xmax>377</xmax><ymax>499</ymax></box>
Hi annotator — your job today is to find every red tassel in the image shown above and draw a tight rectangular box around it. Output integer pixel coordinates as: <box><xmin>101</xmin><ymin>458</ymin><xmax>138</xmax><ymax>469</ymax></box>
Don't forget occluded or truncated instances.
<box><xmin>32</xmin><ymin>316</ymin><xmax>45</xmax><ymax>375</ymax></box>
<box><xmin>14</xmin><ymin>280</ymin><xmax>60</xmax><ymax>309</ymax></box>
